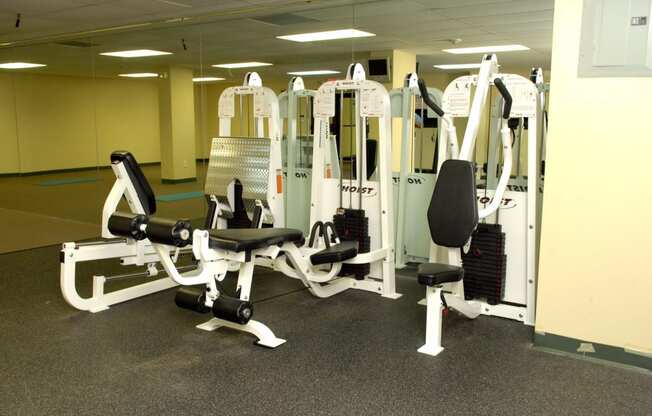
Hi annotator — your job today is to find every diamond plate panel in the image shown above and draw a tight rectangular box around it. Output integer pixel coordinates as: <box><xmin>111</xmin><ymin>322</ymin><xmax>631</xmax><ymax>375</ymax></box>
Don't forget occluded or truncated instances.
<box><xmin>205</xmin><ymin>137</ymin><xmax>271</xmax><ymax>203</ymax></box>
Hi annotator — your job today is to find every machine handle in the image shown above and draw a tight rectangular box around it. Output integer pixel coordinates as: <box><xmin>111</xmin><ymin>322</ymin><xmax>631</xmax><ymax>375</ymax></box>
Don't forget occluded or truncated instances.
<box><xmin>417</xmin><ymin>78</ymin><xmax>444</xmax><ymax>117</ymax></box>
<box><xmin>493</xmin><ymin>78</ymin><xmax>512</xmax><ymax>119</ymax></box>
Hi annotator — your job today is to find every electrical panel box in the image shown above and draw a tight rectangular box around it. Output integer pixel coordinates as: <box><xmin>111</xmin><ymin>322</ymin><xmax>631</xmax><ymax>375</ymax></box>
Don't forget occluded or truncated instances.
<box><xmin>579</xmin><ymin>0</ymin><xmax>652</xmax><ymax>77</ymax></box>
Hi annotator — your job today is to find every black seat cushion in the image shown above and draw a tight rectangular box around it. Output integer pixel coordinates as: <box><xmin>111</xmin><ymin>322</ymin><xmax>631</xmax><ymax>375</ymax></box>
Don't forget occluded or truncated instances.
<box><xmin>417</xmin><ymin>263</ymin><xmax>464</xmax><ymax>286</ymax></box>
<box><xmin>209</xmin><ymin>228</ymin><xmax>304</xmax><ymax>252</ymax></box>
<box><xmin>110</xmin><ymin>151</ymin><xmax>157</xmax><ymax>215</ymax></box>
<box><xmin>310</xmin><ymin>241</ymin><xmax>358</xmax><ymax>265</ymax></box>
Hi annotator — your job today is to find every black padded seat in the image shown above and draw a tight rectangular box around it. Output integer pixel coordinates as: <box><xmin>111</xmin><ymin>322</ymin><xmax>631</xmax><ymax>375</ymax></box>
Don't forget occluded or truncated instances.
<box><xmin>417</xmin><ymin>263</ymin><xmax>464</xmax><ymax>286</ymax></box>
<box><xmin>209</xmin><ymin>228</ymin><xmax>303</xmax><ymax>252</ymax></box>
<box><xmin>310</xmin><ymin>241</ymin><xmax>358</xmax><ymax>265</ymax></box>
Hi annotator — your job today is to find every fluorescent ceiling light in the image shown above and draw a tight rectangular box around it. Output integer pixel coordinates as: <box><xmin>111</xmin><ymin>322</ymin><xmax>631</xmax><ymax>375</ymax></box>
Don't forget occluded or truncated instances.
<box><xmin>100</xmin><ymin>49</ymin><xmax>172</xmax><ymax>58</ymax></box>
<box><xmin>287</xmin><ymin>70</ymin><xmax>340</xmax><ymax>76</ymax></box>
<box><xmin>193</xmin><ymin>77</ymin><xmax>225</xmax><ymax>82</ymax></box>
<box><xmin>277</xmin><ymin>29</ymin><xmax>375</xmax><ymax>42</ymax></box>
<box><xmin>212</xmin><ymin>62</ymin><xmax>273</xmax><ymax>69</ymax></box>
<box><xmin>443</xmin><ymin>44</ymin><xmax>530</xmax><ymax>54</ymax></box>
<box><xmin>119</xmin><ymin>73</ymin><xmax>159</xmax><ymax>78</ymax></box>
<box><xmin>0</xmin><ymin>62</ymin><xmax>46</xmax><ymax>69</ymax></box>
<box><xmin>434</xmin><ymin>63</ymin><xmax>482</xmax><ymax>70</ymax></box>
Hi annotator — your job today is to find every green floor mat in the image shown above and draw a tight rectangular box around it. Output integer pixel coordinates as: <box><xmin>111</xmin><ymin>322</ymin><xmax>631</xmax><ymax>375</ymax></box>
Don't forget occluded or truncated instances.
<box><xmin>38</xmin><ymin>177</ymin><xmax>99</xmax><ymax>186</ymax></box>
<box><xmin>156</xmin><ymin>191</ymin><xmax>204</xmax><ymax>202</ymax></box>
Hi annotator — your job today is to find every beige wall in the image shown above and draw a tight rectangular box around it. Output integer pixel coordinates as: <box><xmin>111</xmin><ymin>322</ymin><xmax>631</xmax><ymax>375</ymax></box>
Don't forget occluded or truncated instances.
<box><xmin>0</xmin><ymin>73</ymin><xmax>159</xmax><ymax>174</ymax></box>
<box><xmin>159</xmin><ymin>67</ymin><xmax>196</xmax><ymax>180</ymax></box>
<box><xmin>95</xmin><ymin>78</ymin><xmax>160</xmax><ymax>165</ymax></box>
<box><xmin>0</xmin><ymin>74</ymin><xmax>19</xmax><ymax>173</ymax></box>
<box><xmin>535</xmin><ymin>0</ymin><xmax>652</xmax><ymax>354</ymax></box>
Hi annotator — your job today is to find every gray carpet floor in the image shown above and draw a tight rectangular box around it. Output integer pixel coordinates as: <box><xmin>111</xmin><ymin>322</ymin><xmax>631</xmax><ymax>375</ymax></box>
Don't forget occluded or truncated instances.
<box><xmin>0</xmin><ymin>246</ymin><xmax>650</xmax><ymax>416</ymax></box>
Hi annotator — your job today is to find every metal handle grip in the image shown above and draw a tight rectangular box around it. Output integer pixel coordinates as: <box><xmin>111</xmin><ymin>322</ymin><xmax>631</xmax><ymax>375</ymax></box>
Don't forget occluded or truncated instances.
<box><xmin>417</xmin><ymin>78</ymin><xmax>444</xmax><ymax>117</ymax></box>
<box><xmin>493</xmin><ymin>78</ymin><xmax>512</xmax><ymax>119</ymax></box>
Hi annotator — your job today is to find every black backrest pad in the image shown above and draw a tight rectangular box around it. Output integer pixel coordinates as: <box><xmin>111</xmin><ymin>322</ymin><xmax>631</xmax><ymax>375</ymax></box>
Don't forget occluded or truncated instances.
<box><xmin>110</xmin><ymin>151</ymin><xmax>157</xmax><ymax>215</ymax></box>
<box><xmin>428</xmin><ymin>160</ymin><xmax>478</xmax><ymax>247</ymax></box>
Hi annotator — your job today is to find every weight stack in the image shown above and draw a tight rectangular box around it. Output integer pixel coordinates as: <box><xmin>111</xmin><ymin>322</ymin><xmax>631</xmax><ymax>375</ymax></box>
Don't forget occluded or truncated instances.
<box><xmin>461</xmin><ymin>223</ymin><xmax>506</xmax><ymax>305</ymax></box>
<box><xmin>333</xmin><ymin>209</ymin><xmax>370</xmax><ymax>280</ymax></box>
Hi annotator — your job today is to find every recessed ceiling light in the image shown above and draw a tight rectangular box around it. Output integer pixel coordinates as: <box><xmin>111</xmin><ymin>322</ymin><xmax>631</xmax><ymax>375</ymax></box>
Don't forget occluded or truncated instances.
<box><xmin>212</xmin><ymin>62</ymin><xmax>273</xmax><ymax>69</ymax></box>
<box><xmin>0</xmin><ymin>62</ymin><xmax>46</xmax><ymax>69</ymax></box>
<box><xmin>101</xmin><ymin>49</ymin><xmax>172</xmax><ymax>58</ymax></box>
<box><xmin>277</xmin><ymin>29</ymin><xmax>375</xmax><ymax>42</ymax></box>
<box><xmin>288</xmin><ymin>70</ymin><xmax>340</xmax><ymax>76</ymax></box>
<box><xmin>119</xmin><ymin>73</ymin><xmax>160</xmax><ymax>78</ymax></box>
<box><xmin>193</xmin><ymin>77</ymin><xmax>225</xmax><ymax>82</ymax></box>
<box><xmin>433</xmin><ymin>63</ymin><xmax>482</xmax><ymax>70</ymax></box>
<box><xmin>443</xmin><ymin>44</ymin><xmax>530</xmax><ymax>54</ymax></box>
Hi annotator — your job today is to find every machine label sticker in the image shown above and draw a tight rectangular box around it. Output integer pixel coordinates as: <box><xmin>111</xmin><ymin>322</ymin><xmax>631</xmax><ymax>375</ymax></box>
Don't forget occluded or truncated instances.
<box><xmin>254</xmin><ymin>89</ymin><xmax>272</xmax><ymax>117</ymax></box>
<box><xmin>360</xmin><ymin>87</ymin><xmax>384</xmax><ymax>117</ymax></box>
<box><xmin>218</xmin><ymin>90</ymin><xmax>235</xmax><ymax>118</ymax></box>
<box><xmin>443</xmin><ymin>78</ymin><xmax>471</xmax><ymax>117</ymax></box>
<box><xmin>392</xmin><ymin>176</ymin><xmax>426</xmax><ymax>184</ymax></box>
<box><xmin>477</xmin><ymin>195</ymin><xmax>517</xmax><ymax>209</ymax></box>
<box><xmin>315</xmin><ymin>85</ymin><xmax>336</xmax><ymax>118</ymax></box>
<box><xmin>339</xmin><ymin>184</ymin><xmax>377</xmax><ymax>197</ymax></box>
<box><xmin>496</xmin><ymin>74</ymin><xmax>537</xmax><ymax>118</ymax></box>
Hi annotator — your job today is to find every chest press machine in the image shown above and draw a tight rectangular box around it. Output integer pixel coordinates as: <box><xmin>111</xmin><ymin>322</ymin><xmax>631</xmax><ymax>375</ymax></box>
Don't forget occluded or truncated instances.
<box><xmin>416</xmin><ymin>54</ymin><xmax>539</xmax><ymax>357</ymax></box>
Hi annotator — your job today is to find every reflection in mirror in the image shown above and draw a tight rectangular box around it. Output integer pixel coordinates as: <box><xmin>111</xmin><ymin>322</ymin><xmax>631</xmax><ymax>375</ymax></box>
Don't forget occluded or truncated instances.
<box><xmin>0</xmin><ymin>0</ymin><xmax>551</xmax><ymax>256</ymax></box>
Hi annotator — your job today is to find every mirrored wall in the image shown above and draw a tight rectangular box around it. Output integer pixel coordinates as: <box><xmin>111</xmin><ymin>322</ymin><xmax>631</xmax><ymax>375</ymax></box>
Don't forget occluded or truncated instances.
<box><xmin>0</xmin><ymin>0</ymin><xmax>553</xmax><ymax>252</ymax></box>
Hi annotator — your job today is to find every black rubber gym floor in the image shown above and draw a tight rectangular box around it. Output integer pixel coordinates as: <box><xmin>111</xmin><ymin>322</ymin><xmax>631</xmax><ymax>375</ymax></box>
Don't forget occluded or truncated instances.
<box><xmin>1</xmin><ymin>245</ymin><xmax>650</xmax><ymax>415</ymax></box>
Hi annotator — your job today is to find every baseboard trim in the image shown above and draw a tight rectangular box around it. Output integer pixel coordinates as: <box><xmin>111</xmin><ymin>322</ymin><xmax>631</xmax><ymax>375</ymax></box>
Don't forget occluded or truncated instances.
<box><xmin>0</xmin><ymin>159</ymin><xmax>209</xmax><ymax>177</ymax></box>
<box><xmin>0</xmin><ymin>162</ymin><xmax>161</xmax><ymax>177</ymax></box>
<box><xmin>534</xmin><ymin>332</ymin><xmax>651</xmax><ymax>372</ymax></box>
<box><xmin>161</xmin><ymin>177</ymin><xmax>197</xmax><ymax>184</ymax></box>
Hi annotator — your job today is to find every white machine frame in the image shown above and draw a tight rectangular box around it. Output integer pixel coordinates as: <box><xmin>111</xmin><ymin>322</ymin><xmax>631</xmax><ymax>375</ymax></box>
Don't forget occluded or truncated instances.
<box><xmin>390</xmin><ymin>73</ymin><xmax>444</xmax><ymax>267</ymax></box>
<box><xmin>60</xmin><ymin>159</ymin><xmax>183</xmax><ymax>312</ymax></box>
<box><xmin>142</xmin><ymin>66</ymin><xmax>402</xmax><ymax>347</ymax></box>
<box><xmin>310</xmin><ymin>63</ymin><xmax>401</xmax><ymax>299</ymax></box>
<box><xmin>420</xmin><ymin>54</ymin><xmax>539</xmax><ymax>356</ymax></box>
<box><xmin>207</xmin><ymin>72</ymin><xmax>284</xmax><ymax>230</ymax></box>
<box><xmin>278</xmin><ymin>77</ymin><xmax>316</xmax><ymax>234</ymax></box>
<box><xmin>480</xmin><ymin>67</ymin><xmax>547</xmax><ymax>318</ymax></box>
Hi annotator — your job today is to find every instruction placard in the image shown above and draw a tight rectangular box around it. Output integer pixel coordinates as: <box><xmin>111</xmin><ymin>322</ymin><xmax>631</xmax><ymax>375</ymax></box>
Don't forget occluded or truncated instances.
<box><xmin>314</xmin><ymin>85</ymin><xmax>336</xmax><ymax>118</ymax></box>
<box><xmin>443</xmin><ymin>78</ymin><xmax>472</xmax><ymax>117</ymax></box>
<box><xmin>360</xmin><ymin>87</ymin><xmax>384</xmax><ymax>117</ymax></box>
<box><xmin>218</xmin><ymin>90</ymin><xmax>235</xmax><ymax>118</ymax></box>
<box><xmin>253</xmin><ymin>89</ymin><xmax>272</xmax><ymax>118</ymax></box>
<box><xmin>496</xmin><ymin>74</ymin><xmax>537</xmax><ymax>118</ymax></box>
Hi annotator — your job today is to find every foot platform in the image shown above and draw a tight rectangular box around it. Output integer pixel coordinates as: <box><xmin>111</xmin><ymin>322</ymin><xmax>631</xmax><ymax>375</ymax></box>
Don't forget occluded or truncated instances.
<box><xmin>196</xmin><ymin>318</ymin><xmax>286</xmax><ymax>348</ymax></box>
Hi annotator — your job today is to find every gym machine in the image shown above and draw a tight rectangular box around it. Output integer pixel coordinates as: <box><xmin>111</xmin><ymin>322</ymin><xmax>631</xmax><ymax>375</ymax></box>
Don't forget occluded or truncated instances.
<box><xmin>390</xmin><ymin>73</ymin><xmax>444</xmax><ymax>267</ymax></box>
<box><xmin>279</xmin><ymin>76</ymin><xmax>314</xmax><ymax>234</ymax></box>
<box><xmin>205</xmin><ymin>72</ymin><xmax>284</xmax><ymax>231</ymax></box>
<box><xmin>61</xmin><ymin>73</ymin><xmax>281</xmax><ymax>313</ymax></box>
<box><xmin>478</xmin><ymin>67</ymin><xmax>547</xmax><ymax>318</ymax></box>
<box><xmin>278</xmin><ymin>77</ymin><xmax>340</xmax><ymax>235</ymax></box>
<box><xmin>101</xmin><ymin>64</ymin><xmax>400</xmax><ymax>347</ymax></box>
<box><xmin>417</xmin><ymin>54</ymin><xmax>539</xmax><ymax>356</ymax></box>
<box><xmin>60</xmin><ymin>152</ymin><xmax>191</xmax><ymax>312</ymax></box>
